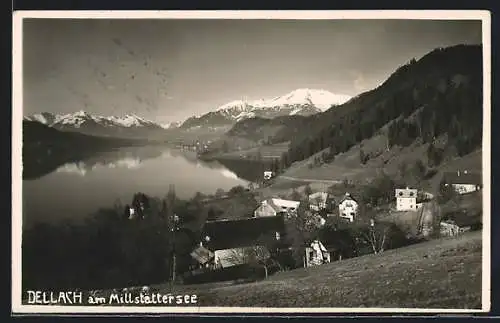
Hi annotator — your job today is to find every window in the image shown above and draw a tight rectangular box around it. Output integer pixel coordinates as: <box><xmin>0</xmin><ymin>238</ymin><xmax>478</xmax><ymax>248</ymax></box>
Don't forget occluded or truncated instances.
<box><xmin>399</xmin><ymin>192</ymin><xmax>403</xmax><ymax>196</ymax></box>
<box><xmin>409</xmin><ymin>192</ymin><xmax>414</xmax><ymax>197</ymax></box>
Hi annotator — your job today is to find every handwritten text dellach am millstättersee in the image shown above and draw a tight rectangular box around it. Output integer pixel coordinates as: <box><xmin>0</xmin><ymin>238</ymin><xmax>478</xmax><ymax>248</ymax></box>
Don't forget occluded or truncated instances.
<box><xmin>25</xmin><ymin>290</ymin><xmax>199</xmax><ymax>306</ymax></box>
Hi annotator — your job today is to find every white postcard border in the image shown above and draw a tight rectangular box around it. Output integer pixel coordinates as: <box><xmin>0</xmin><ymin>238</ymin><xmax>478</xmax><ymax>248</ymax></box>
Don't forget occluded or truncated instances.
<box><xmin>11</xmin><ymin>9</ymin><xmax>492</xmax><ymax>314</ymax></box>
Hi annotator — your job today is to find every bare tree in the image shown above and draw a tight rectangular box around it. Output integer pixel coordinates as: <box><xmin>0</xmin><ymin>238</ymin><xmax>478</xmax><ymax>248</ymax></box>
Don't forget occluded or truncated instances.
<box><xmin>352</xmin><ymin>221</ymin><xmax>392</xmax><ymax>255</ymax></box>
<box><xmin>225</xmin><ymin>243</ymin><xmax>281</xmax><ymax>279</ymax></box>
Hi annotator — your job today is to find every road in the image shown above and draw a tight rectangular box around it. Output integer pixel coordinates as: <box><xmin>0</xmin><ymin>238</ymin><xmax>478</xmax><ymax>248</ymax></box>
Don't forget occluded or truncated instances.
<box><xmin>277</xmin><ymin>175</ymin><xmax>343</xmax><ymax>184</ymax></box>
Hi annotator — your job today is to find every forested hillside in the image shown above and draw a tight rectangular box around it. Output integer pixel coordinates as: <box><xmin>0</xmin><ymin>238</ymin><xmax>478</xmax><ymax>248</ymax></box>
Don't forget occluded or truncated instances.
<box><xmin>22</xmin><ymin>120</ymin><xmax>149</xmax><ymax>179</ymax></box>
<box><xmin>281</xmin><ymin>44</ymin><xmax>482</xmax><ymax>166</ymax></box>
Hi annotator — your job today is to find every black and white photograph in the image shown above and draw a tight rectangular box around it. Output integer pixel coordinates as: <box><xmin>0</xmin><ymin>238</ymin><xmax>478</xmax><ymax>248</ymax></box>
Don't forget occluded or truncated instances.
<box><xmin>12</xmin><ymin>10</ymin><xmax>491</xmax><ymax>314</ymax></box>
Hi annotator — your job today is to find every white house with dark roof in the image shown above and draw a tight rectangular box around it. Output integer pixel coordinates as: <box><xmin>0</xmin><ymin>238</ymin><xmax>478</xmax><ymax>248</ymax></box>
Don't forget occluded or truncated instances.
<box><xmin>338</xmin><ymin>193</ymin><xmax>358</xmax><ymax>222</ymax></box>
<box><xmin>395</xmin><ymin>188</ymin><xmax>418</xmax><ymax>211</ymax></box>
<box><xmin>304</xmin><ymin>240</ymin><xmax>331</xmax><ymax>267</ymax></box>
<box><xmin>443</xmin><ymin>170</ymin><xmax>482</xmax><ymax>195</ymax></box>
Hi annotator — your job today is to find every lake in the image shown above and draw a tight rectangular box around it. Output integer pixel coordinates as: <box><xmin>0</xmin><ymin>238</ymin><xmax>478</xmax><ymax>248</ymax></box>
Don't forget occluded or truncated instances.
<box><xmin>21</xmin><ymin>145</ymin><xmax>252</xmax><ymax>228</ymax></box>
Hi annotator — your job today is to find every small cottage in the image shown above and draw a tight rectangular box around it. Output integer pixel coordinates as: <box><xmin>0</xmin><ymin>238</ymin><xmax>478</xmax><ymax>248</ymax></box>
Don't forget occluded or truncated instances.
<box><xmin>308</xmin><ymin>192</ymin><xmax>329</xmax><ymax>212</ymax></box>
<box><xmin>439</xmin><ymin>211</ymin><xmax>482</xmax><ymax>237</ymax></box>
<box><xmin>443</xmin><ymin>170</ymin><xmax>482</xmax><ymax>195</ymax></box>
<box><xmin>254</xmin><ymin>198</ymin><xmax>301</xmax><ymax>218</ymax></box>
<box><xmin>338</xmin><ymin>193</ymin><xmax>358</xmax><ymax>222</ymax></box>
<box><xmin>263</xmin><ymin>171</ymin><xmax>274</xmax><ymax>181</ymax></box>
<box><xmin>395</xmin><ymin>188</ymin><xmax>418</xmax><ymax>211</ymax></box>
<box><xmin>304</xmin><ymin>240</ymin><xmax>331</xmax><ymax>267</ymax></box>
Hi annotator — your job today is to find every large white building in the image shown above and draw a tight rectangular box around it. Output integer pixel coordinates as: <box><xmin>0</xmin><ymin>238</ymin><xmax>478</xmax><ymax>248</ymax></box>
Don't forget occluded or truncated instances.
<box><xmin>395</xmin><ymin>188</ymin><xmax>418</xmax><ymax>211</ymax></box>
<box><xmin>338</xmin><ymin>193</ymin><xmax>358</xmax><ymax>222</ymax></box>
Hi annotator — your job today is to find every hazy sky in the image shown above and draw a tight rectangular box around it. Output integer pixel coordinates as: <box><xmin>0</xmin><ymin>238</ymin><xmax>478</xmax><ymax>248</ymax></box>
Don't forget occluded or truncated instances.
<box><xmin>23</xmin><ymin>18</ymin><xmax>482</xmax><ymax>124</ymax></box>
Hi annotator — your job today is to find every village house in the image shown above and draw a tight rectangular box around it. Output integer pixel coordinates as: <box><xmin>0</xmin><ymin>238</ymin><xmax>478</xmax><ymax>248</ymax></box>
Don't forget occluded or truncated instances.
<box><xmin>395</xmin><ymin>187</ymin><xmax>418</xmax><ymax>211</ymax></box>
<box><xmin>304</xmin><ymin>240</ymin><xmax>331</xmax><ymax>268</ymax></box>
<box><xmin>194</xmin><ymin>215</ymin><xmax>286</xmax><ymax>269</ymax></box>
<box><xmin>443</xmin><ymin>170</ymin><xmax>482</xmax><ymax>195</ymax></box>
<box><xmin>308</xmin><ymin>192</ymin><xmax>330</xmax><ymax>212</ymax></box>
<box><xmin>254</xmin><ymin>198</ymin><xmax>301</xmax><ymax>218</ymax></box>
<box><xmin>338</xmin><ymin>193</ymin><xmax>358</xmax><ymax>222</ymax></box>
<box><xmin>263</xmin><ymin>171</ymin><xmax>274</xmax><ymax>181</ymax></box>
<box><xmin>439</xmin><ymin>211</ymin><xmax>482</xmax><ymax>237</ymax></box>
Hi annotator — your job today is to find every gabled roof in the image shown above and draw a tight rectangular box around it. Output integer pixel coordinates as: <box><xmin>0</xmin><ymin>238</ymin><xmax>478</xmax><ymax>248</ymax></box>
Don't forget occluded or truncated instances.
<box><xmin>443</xmin><ymin>171</ymin><xmax>482</xmax><ymax>185</ymax></box>
<box><xmin>309</xmin><ymin>192</ymin><xmax>329</xmax><ymax>204</ymax></box>
<box><xmin>271</xmin><ymin>198</ymin><xmax>301</xmax><ymax>209</ymax></box>
<box><xmin>201</xmin><ymin>215</ymin><xmax>286</xmax><ymax>251</ymax></box>
<box><xmin>441</xmin><ymin>211</ymin><xmax>482</xmax><ymax>227</ymax></box>
<box><xmin>339</xmin><ymin>193</ymin><xmax>358</xmax><ymax>204</ymax></box>
<box><xmin>395</xmin><ymin>188</ymin><xmax>418</xmax><ymax>198</ymax></box>
<box><xmin>257</xmin><ymin>201</ymin><xmax>282</xmax><ymax>214</ymax></box>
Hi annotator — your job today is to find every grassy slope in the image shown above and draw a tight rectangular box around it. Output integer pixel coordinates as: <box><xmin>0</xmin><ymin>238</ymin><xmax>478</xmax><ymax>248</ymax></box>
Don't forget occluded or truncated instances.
<box><xmin>271</xmin><ymin>131</ymin><xmax>482</xmax><ymax>194</ymax></box>
<box><xmin>170</xmin><ymin>231</ymin><xmax>483</xmax><ymax>309</ymax></box>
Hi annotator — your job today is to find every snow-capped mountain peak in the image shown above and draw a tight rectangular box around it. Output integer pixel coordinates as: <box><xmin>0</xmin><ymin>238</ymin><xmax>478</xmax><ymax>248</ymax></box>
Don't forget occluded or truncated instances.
<box><xmin>180</xmin><ymin>88</ymin><xmax>351</xmax><ymax>129</ymax></box>
<box><xmin>160</xmin><ymin>121</ymin><xmax>181</xmax><ymax>129</ymax></box>
<box><xmin>215</xmin><ymin>88</ymin><xmax>351</xmax><ymax>113</ymax></box>
<box><xmin>23</xmin><ymin>112</ymin><xmax>56</xmax><ymax>125</ymax></box>
<box><xmin>108</xmin><ymin>113</ymin><xmax>157</xmax><ymax>127</ymax></box>
<box><xmin>257</xmin><ymin>88</ymin><xmax>351</xmax><ymax>111</ymax></box>
<box><xmin>23</xmin><ymin>110</ymin><xmax>168</xmax><ymax>137</ymax></box>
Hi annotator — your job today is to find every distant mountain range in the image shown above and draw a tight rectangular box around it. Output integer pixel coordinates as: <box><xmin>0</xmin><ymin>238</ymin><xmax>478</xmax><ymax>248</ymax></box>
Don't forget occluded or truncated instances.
<box><xmin>179</xmin><ymin>88</ymin><xmax>351</xmax><ymax>129</ymax></box>
<box><xmin>24</xmin><ymin>88</ymin><xmax>351</xmax><ymax>138</ymax></box>
<box><xmin>23</xmin><ymin>110</ymin><xmax>168</xmax><ymax>138</ymax></box>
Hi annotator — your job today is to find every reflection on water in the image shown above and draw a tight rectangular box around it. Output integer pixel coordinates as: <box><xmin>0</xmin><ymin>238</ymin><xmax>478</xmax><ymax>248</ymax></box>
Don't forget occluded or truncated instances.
<box><xmin>55</xmin><ymin>157</ymin><xmax>143</xmax><ymax>176</ymax></box>
<box><xmin>55</xmin><ymin>157</ymin><xmax>143</xmax><ymax>174</ymax></box>
<box><xmin>22</xmin><ymin>145</ymin><xmax>249</xmax><ymax>227</ymax></box>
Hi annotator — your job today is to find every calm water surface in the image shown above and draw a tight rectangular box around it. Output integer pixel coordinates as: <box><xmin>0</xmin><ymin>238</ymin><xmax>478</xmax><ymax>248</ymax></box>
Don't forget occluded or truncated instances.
<box><xmin>22</xmin><ymin>145</ymin><xmax>249</xmax><ymax>227</ymax></box>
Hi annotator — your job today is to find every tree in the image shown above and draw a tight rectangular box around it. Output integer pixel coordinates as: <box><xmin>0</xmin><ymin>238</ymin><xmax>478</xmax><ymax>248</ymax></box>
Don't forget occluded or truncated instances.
<box><xmin>427</xmin><ymin>143</ymin><xmax>444</xmax><ymax>167</ymax></box>
<box><xmin>398</xmin><ymin>160</ymin><xmax>409</xmax><ymax>180</ymax></box>
<box><xmin>226</xmin><ymin>234</ymin><xmax>282</xmax><ymax>279</ymax></box>
<box><xmin>351</xmin><ymin>221</ymin><xmax>392</xmax><ymax>255</ymax></box>
<box><xmin>411</xmin><ymin>159</ymin><xmax>427</xmax><ymax>184</ymax></box>
<box><xmin>359</xmin><ymin>149</ymin><xmax>369</xmax><ymax>164</ymax></box>
<box><xmin>289</xmin><ymin>189</ymin><xmax>302</xmax><ymax>201</ymax></box>
<box><xmin>304</xmin><ymin>184</ymin><xmax>313</xmax><ymax>197</ymax></box>
<box><xmin>281</xmin><ymin>198</ymin><xmax>321</xmax><ymax>267</ymax></box>
<box><xmin>221</xmin><ymin>141</ymin><xmax>230</xmax><ymax>153</ymax></box>
<box><xmin>437</xmin><ymin>177</ymin><xmax>458</xmax><ymax>204</ymax></box>
<box><xmin>206</xmin><ymin>207</ymin><xmax>220</xmax><ymax>221</ymax></box>
<box><xmin>228</xmin><ymin>185</ymin><xmax>246</xmax><ymax>197</ymax></box>
<box><xmin>215</xmin><ymin>188</ymin><xmax>226</xmax><ymax>199</ymax></box>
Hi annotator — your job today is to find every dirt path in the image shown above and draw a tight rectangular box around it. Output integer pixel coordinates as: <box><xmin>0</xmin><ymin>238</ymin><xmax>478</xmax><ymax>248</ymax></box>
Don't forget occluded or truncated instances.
<box><xmin>277</xmin><ymin>175</ymin><xmax>343</xmax><ymax>184</ymax></box>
